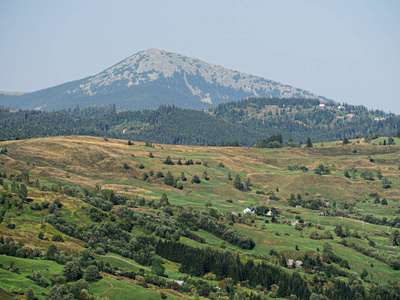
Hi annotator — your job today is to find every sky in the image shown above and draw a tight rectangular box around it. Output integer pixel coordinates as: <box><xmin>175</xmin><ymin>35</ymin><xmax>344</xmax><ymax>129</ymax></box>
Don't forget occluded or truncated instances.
<box><xmin>1</xmin><ymin>0</ymin><xmax>399</xmax><ymax>113</ymax></box>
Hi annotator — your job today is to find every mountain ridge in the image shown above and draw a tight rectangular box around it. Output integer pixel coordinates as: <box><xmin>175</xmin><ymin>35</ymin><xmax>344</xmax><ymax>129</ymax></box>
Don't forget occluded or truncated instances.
<box><xmin>0</xmin><ymin>49</ymin><xmax>330</xmax><ymax>111</ymax></box>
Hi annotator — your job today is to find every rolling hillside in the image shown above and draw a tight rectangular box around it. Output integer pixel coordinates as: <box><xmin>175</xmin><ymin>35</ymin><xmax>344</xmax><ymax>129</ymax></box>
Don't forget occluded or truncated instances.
<box><xmin>1</xmin><ymin>136</ymin><xmax>400</xmax><ymax>298</ymax></box>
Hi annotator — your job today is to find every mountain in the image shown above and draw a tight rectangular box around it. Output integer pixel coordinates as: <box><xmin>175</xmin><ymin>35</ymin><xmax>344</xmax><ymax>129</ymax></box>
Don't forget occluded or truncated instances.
<box><xmin>0</xmin><ymin>49</ymin><xmax>330</xmax><ymax>111</ymax></box>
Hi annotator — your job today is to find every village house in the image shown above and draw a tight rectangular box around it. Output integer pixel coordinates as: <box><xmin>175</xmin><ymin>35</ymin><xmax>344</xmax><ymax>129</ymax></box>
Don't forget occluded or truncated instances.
<box><xmin>243</xmin><ymin>207</ymin><xmax>255</xmax><ymax>214</ymax></box>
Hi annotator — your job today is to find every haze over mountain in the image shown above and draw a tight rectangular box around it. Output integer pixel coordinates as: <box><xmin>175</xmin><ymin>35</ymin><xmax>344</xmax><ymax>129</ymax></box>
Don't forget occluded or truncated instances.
<box><xmin>0</xmin><ymin>49</ymin><xmax>329</xmax><ymax>111</ymax></box>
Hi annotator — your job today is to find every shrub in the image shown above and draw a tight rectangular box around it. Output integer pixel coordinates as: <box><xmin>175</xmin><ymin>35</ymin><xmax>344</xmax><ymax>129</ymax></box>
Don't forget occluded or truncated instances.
<box><xmin>83</xmin><ymin>266</ymin><xmax>102</xmax><ymax>282</ymax></box>
<box><xmin>163</xmin><ymin>156</ymin><xmax>174</xmax><ymax>165</ymax></box>
<box><xmin>160</xmin><ymin>292</ymin><xmax>167</xmax><ymax>299</ymax></box>
<box><xmin>191</xmin><ymin>175</ymin><xmax>201</xmax><ymax>184</ymax></box>
<box><xmin>51</xmin><ymin>234</ymin><xmax>64</xmax><ymax>242</ymax></box>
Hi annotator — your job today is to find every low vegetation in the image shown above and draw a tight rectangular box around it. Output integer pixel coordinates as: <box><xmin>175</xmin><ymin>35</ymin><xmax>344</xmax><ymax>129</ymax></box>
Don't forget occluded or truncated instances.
<box><xmin>1</xmin><ymin>134</ymin><xmax>400</xmax><ymax>299</ymax></box>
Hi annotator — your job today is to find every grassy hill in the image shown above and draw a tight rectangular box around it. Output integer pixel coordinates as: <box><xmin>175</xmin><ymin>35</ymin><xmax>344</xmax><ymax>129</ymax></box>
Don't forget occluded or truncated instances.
<box><xmin>1</xmin><ymin>136</ymin><xmax>400</xmax><ymax>299</ymax></box>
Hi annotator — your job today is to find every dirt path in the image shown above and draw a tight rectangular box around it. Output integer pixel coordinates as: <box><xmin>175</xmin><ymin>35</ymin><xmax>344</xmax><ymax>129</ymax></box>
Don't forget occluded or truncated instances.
<box><xmin>337</xmin><ymin>217</ymin><xmax>368</xmax><ymax>224</ymax></box>
<box><xmin>101</xmin><ymin>280</ymin><xmax>114</xmax><ymax>296</ymax></box>
<box><xmin>95</xmin><ymin>254</ymin><xmax>151</xmax><ymax>271</ymax></box>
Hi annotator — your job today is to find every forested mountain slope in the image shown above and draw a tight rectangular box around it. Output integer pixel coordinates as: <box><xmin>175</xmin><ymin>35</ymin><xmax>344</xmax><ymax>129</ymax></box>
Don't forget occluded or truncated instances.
<box><xmin>0</xmin><ymin>98</ymin><xmax>399</xmax><ymax>146</ymax></box>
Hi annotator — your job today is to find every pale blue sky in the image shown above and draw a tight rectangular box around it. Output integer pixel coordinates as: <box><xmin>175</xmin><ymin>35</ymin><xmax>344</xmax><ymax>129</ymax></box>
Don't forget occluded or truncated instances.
<box><xmin>1</xmin><ymin>0</ymin><xmax>399</xmax><ymax>113</ymax></box>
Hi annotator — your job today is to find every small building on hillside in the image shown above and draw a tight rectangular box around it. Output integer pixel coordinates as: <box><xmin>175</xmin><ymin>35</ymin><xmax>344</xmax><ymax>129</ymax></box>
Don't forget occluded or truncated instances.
<box><xmin>319</xmin><ymin>103</ymin><xmax>325</xmax><ymax>108</ymax></box>
<box><xmin>243</xmin><ymin>207</ymin><xmax>255</xmax><ymax>214</ymax></box>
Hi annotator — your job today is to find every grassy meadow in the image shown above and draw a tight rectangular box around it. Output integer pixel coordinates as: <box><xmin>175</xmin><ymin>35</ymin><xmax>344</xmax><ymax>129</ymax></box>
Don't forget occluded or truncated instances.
<box><xmin>0</xmin><ymin>135</ymin><xmax>400</xmax><ymax>298</ymax></box>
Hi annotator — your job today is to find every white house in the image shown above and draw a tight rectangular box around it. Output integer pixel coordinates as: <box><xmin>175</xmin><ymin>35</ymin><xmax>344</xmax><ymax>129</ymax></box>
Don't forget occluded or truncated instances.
<box><xmin>243</xmin><ymin>207</ymin><xmax>255</xmax><ymax>214</ymax></box>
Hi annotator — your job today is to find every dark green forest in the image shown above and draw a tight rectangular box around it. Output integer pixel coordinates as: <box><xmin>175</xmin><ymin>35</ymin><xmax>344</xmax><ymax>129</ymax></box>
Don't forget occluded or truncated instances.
<box><xmin>1</xmin><ymin>98</ymin><xmax>399</xmax><ymax>146</ymax></box>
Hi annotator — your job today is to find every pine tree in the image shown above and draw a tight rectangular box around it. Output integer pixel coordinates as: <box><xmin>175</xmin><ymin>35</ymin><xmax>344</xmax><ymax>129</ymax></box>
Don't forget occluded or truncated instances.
<box><xmin>233</xmin><ymin>174</ymin><xmax>243</xmax><ymax>190</ymax></box>
<box><xmin>245</xmin><ymin>178</ymin><xmax>251</xmax><ymax>191</ymax></box>
<box><xmin>191</xmin><ymin>175</ymin><xmax>201</xmax><ymax>184</ymax></box>
<box><xmin>18</xmin><ymin>184</ymin><xmax>28</xmax><ymax>200</ymax></box>
<box><xmin>377</xmin><ymin>169</ymin><xmax>383</xmax><ymax>180</ymax></box>
<box><xmin>334</xmin><ymin>224</ymin><xmax>343</xmax><ymax>237</ymax></box>
<box><xmin>382</xmin><ymin>177</ymin><xmax>391</xmax><ymax>189</ymax></box>
<box><xmin>25</xmin><ymin>288</ymin><xmax>35</xmax><ymax>300</ymax></box>
<box><xmin>361</xmin><ymin>269</ymin><xmax>368</xmax><ymax>280</ymax></box>
<box><xmin>390</xmin><ymin>230</ymin><xmax>400</xmax><ymax>246</ymax></box>
<box><xmin>163</xmin><ymin>156</ymin><xmax>174</xmax><ymax>165</ymax></box>
<box><xmin>343</xmin><ymin>137</ymin><xmax>350</xmax><ymax>145</ymax></box>
<box><xmin>149</xmin><ymin>152</ymin><xmax>154</xmax><ymax>158</ymax></box>
<box><xmin>306</xmin><ymin>137</ymin><xmax>313</xmax><ymax>148</ymax></box>
<box><xmin>181</xmin><ymin>172</ymin><xmax>187</xmax><ymax>181</ymax></box>
<box><xmin>164</xmin><ymin>171</ymin><xmax>174</xmax><ymax>186</ymax></box>
<box><xmin>159</xmin><ymin>193</ymin><xmax>169</xmax><ymax>206</ymax></box>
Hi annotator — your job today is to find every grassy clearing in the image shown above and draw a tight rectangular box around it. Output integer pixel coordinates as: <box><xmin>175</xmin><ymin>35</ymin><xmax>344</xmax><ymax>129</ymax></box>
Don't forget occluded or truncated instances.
<box><xmin>0</xmin><ymin>268</ymin><xmax>48</xmax><ymax>299</ymax></box>
<box><xmin>90</xmin><ymin>276</ymin><xmax>184</xmax><ymax>300</ymax></box>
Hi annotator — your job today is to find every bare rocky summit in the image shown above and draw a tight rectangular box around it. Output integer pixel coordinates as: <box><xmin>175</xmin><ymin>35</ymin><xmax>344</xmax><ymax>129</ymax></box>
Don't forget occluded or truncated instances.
<box><xmin>1</xmin><ymin>49</ymin><xmax>328</xmax><ymax>111</ymax></box>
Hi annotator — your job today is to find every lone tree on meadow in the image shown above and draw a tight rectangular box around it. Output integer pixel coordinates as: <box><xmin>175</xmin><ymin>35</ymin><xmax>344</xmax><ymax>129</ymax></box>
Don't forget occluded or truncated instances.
<box><xmin>181</xmin><ymin>172</ymin><xmax>187</xmax><ymax>181</ymax></box>
<box><xmin>159</xmin><ymin>193</ymin><xmax>169</xmax><ymax>206</ymax></box>
<box><xmin>163</xmin><ymin>156</ymin><xmax>174</xmax><ymax>165</ymax></box>
<box><xmin>191</xmin><ymin>175</ymin><xmax>201</xmax><ymax>184</ymax></box>
<box><xmin>164</xmin><ymin>171</ymin><xmax>174</xmax><ymax>186</ymax></box>
<box><xmin>306</xmin><ymin>137</ymin><xmax>313</xmax><ymax>148</ymax></box>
